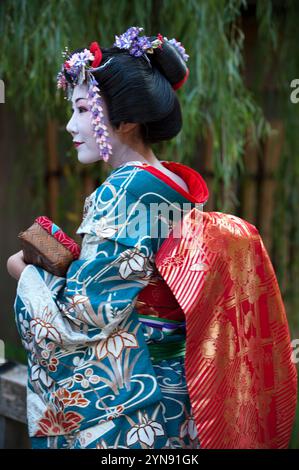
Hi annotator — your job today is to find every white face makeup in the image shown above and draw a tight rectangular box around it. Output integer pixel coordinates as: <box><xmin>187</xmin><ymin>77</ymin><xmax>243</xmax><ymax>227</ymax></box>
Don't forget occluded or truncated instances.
<box><xmin>66</xmin><ymin>83</ymin><xmax>117</xmax><ymax>164</ymax></box>
<box><xmin>65</xmin><ymin>82</ymin><xmax>153</xmax><ymax>169</ymax></box>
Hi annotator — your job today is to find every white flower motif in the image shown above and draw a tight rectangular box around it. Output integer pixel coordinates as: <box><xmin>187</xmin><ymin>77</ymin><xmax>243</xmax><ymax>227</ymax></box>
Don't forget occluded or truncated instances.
<box><xmin>126</xmin><ymin>414</ymin><xmax>165</xmax><ymax>447</ymax></box>
<box><xmin>94</xmin><ymin>217</ymin><xmax>118</xmax><ymax>238</ymax></box>
<box><xmin>179</xmin><ymin>416</ymin><xmax>198</xmax><ymax>441</ymax></box>
<box><xmin>118</xmin><ymin>248</ymin><xmax>147</xmax><ymax>279</ymax></box>
<box><xmin>31</xmin><ymin>363</ymin><xmax>53</xmax><ymax>388</ymax></box>
<box><xmin>67</xmin><ymin>49</ymin><xmax>94</xmax><ymax>68</ymax></box>
<box><xmin>59</xmin><ymin>294</ymin><xmax>89</xmax><ymax>316</ymax></box>
<box><xmin>95</xmin><ymin>329</ymin><xmax>138</xmax><ymax>360</ymax></box>
<box><xmin>29</xmin><ymin>317</ymin><xmax>62</xmax><ymax>344</ymax></box>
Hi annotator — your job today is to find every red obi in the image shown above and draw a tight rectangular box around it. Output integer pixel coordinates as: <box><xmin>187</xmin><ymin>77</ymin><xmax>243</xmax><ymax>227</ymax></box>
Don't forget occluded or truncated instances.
<box><xmin>135</xmin><ymin>269</ymin><xmax>185</xmax><ymax>322</ymax></box>
<box><xmin>133</xmin><ymin>161</ymin><xmax>297</xmax><ymax>449</ymax></box>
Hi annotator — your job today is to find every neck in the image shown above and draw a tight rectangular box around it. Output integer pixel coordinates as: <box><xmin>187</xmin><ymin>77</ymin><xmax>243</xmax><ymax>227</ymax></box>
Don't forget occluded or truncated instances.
<box><xmin>107</xmin><ymin>137</ymin><xmax>163</xmax><ymax>170</ymax></box>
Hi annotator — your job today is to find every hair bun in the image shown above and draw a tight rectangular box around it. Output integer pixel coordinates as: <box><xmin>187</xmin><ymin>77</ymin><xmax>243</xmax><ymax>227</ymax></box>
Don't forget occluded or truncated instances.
<box><xmin>150</xmin><ymin>36</ymin><xmax>190</xmax><ymax>90</ymax></box>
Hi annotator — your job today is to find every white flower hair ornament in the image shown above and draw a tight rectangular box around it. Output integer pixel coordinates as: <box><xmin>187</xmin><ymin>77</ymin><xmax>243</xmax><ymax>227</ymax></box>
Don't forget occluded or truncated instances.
<box><xmin>57</xmin><ymin>27</ymin><xmax>189</xmax><ymax>162</ymax></box>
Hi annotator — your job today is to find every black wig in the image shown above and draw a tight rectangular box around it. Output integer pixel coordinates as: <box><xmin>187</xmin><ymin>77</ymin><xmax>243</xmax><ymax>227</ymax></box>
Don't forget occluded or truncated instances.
<box><xmin>65</xmin><ymin>36</ymin><xmax>189</xmax><ymax>145</ymax></box>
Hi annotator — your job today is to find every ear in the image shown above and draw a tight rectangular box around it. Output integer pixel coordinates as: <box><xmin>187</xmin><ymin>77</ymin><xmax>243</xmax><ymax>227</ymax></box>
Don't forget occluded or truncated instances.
<box><xmin>116</xmin><ymin>122</ymin><xmax>139</xmax><ymax>135</ymax></box>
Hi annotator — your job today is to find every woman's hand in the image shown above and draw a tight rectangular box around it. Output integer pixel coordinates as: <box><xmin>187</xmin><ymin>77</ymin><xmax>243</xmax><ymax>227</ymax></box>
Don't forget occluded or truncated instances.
<box><xmin>7</xmin><ymin>250</ymin><xmax>28</xmax><ymax>281</ymax></box>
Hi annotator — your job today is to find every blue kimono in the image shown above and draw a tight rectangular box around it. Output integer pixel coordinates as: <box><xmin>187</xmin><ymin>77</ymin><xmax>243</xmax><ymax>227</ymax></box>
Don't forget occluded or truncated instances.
<box><xmin>13</xmin><ymin>161</ymin><xmax>200</xmax><ymax>449</ymax></box>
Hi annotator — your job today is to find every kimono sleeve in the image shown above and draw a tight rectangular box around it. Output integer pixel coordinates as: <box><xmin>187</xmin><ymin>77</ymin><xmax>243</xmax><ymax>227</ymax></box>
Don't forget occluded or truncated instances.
<box><xmin>13</xmin><ymin>181</ymin><xmax>167</xmax><ymax>437</ymax></box>
<box><xmin>14</xmin><ymin>180</ymin><xmax>156</xmax><ymax>345</ymax></box>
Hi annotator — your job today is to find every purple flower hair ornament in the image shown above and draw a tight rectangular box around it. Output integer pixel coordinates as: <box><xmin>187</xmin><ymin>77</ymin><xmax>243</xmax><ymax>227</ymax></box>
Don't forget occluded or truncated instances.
<box><xmin>113</xmin><ymin>26</ymin><xmax>189</xmax><ymax>63</ymax></box>
<box><xmin>113</xmin><ymin>26</ymin><xmax>165</xmax><ymax>67</ymax></box>
<box><xmin>164</xmin><ymin>37</ymin><xmax>189</xmax><ymax>62</ymax></box>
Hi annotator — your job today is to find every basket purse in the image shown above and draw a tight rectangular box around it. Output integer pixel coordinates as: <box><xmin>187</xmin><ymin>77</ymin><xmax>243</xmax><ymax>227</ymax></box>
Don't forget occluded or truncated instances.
<box><xmin>18</xmin><ymin>216</ymin><xmax>81</xmax><ymax>277</ymax></box>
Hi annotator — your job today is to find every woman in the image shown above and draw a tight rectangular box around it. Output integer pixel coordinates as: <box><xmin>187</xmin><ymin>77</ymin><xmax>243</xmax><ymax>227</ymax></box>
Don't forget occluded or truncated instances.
<box><xmin>7</xmin><ymin>27</ymin><xmax>297</xmax><ymax>449</ymax></box>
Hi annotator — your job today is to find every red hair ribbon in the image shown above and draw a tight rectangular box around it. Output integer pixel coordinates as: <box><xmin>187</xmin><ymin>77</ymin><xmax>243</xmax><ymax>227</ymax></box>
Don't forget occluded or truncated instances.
<box><xmin>89</xmin><ymin>41</ymin><xmax>103</xmax><ymax>67</ymax></box>
<box><xmin>157</xmin><ymin>33</ymin><xmax>164</xmax><ymax>48</ymax></box>
<box><xmin>173</xmin><ymin>67</ymin><xmax>190</xmax><ymax>91</ymax></box>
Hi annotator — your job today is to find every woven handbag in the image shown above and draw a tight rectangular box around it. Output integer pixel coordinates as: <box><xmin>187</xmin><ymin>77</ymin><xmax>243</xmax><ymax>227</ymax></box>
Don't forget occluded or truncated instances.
<box><xmin>18</xmin><ymin>216</ymin><xmax>81</xmax><ymax>277</ymax></box>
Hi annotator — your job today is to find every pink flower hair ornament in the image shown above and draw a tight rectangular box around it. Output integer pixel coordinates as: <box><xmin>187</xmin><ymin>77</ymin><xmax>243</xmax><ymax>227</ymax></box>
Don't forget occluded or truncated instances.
<box><xmin>57</xmin><ymin>27</ymin><xmax>189</xmax><ymax>162</ymax></box>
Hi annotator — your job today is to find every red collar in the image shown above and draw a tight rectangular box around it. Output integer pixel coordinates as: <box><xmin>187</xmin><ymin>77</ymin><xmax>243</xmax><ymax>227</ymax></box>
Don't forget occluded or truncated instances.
<box><xmin>133</xmin><ymin>161</ymin><xmax>209</xmax><ymax>204</ymax></box>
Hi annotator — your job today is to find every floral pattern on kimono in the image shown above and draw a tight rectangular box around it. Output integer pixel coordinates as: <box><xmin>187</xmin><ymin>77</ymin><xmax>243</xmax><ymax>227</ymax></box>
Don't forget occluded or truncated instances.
<box><xmin>13</xmin><ymin>161</ymin><xmax>200</xmax><ymax>449</ymax></box>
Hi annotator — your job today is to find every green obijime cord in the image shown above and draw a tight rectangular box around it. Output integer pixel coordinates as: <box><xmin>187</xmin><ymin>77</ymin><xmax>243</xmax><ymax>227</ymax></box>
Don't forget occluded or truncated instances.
<box><xmin>147</xmin><ymin>339</ymin><xmax>186</xmax><ymax>362</ymax></box>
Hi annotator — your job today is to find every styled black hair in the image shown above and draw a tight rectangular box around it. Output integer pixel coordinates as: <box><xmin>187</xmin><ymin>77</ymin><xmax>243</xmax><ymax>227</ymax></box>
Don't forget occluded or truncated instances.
<box><xmin>65</xmin><ymin>36</ymin><xmax>189</xmax><ymax>145</ymax></box>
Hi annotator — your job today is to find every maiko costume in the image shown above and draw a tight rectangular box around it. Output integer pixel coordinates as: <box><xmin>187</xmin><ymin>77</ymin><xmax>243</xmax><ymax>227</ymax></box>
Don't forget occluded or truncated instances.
<box><xmin>13</xmin><ymin>27</ymin><xmax>297</xmax><ymax>449</ymax></box>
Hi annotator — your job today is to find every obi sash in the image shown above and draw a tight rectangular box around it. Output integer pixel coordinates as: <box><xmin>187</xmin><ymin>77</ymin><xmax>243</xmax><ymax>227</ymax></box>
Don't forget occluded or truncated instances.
<box><xmin>154</xmin><ymin>208</ymin><xmax>297</xmax><ymax>448</ymax></box>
